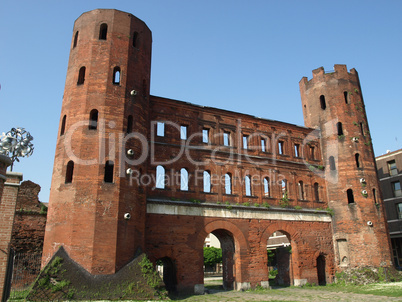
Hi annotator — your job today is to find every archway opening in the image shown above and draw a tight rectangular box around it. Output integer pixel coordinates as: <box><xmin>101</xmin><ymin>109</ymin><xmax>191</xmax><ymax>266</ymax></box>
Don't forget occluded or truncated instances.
<box><xmin>156</xmin><ymin>257</ymin><xmax>177</xmax><ymax>294</ymax></box>
<box><xmin>267</xmin><ymin>230</ymin><xmax>292</xmax><ymax>286</ymax></box>
<box><xmin>203</xmin><ymin>229</ymin><xmax>235</xmax><ymax>291</ymax></box>
<box><xmin>317</xmin><ymin>254</ymin><xmax>326</xmax><ymax>285</ymax></box>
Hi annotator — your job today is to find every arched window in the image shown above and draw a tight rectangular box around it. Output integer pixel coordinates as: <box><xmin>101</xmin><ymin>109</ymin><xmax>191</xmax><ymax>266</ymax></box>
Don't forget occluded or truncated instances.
<box><xmin>156</xmin><ymin>165</ymin><xmax>165</xmax><ymax>189</ymax></box>
<box><xmin>126</xmin><ymin>115</ymin><xmax>133</xmax><ymax>134</ymax></box>
<box><xmin>298</xmin><ymin>181</ymin><xmax>304</xmax><ymax>200</ymax></box>
<box><xmin>344</xmin><ymin>91</ymin><xmax>349</xmax><ymax>104</ymax></box>
<box><xmin>337</xmin><ymin>122</ymin><xmax>343</xmax><ymax>136</ymax></box>
<box><xmin>314</xmin><ymin>182</ymin><xmax>320</xmax><ymax>201</ymax></box>
<box><xmin>104</xmin><ymin>160</ymin><xmax>114</xmax><ymax>183</ymax></box>
<box><xmin>263</xmin><ymin>177</ymin><xmax>270</xmax><ymax>197</ymax></box>
<box><xmin>113</xmin><ymin>66</ymin><xmax>121</xmax><ymax>84</ymax></box>
<box><xmin>77</xmin><ymin>66</ymin><xmax>86</xmax><ymax>85</ymax></box>
<box><xmin>320</xmin><ymin>95</ymin><xmax>326</xmax><ymax>110</ymax></box>
<box><xmin>347</xmin><ymin>189</ymin><xmax>354</xmax><ymax>204</ymax></box>
<box><xmin>65</xmin><ymin>161</ymin><xmax>74</xmax><ymax>183</ymax></box>
<box><xmin>60</xmin><ymin>115</ymin><xmax>66</xmax><ymax>136</ymax></box>
<box><xmin>225</xmin><ymin>173</ymin><xmax>232</xmax><ymax>195</ymax></box>
<box><xmin>355</xmin><ymin>153</ymin><xmax>361</xmax><ymax>168</ymax></box>
<box><xmin>180</xmin><ymin>168</ymin><xmax>188</xmax><ymax>191</ymax></box>
<box><xmin>99</xmin><ymin>23</ymin><xmax>108</xmax><ymax>40</ymax></box>
<box><xmin>245</xmin><ymin>175</ymin><xmax>252</xmax><ymax>196</ymax></box>
<box><xmin>329</xmin><ymin>156</ymin><xmax>336</xmax><ymax>171</ymax></box>
<box><xmin>203</xmin><ymin>171</ymin><xmax>211</xmax><ymax>193</ymax></box>
<box><xmin>89</xmin><ymin>109</ymin><xmax>98</xmax><ymax>130</ymax></box>
<box><xmin>73</xmin><ymin>31</ymin><xmax>79</xmax><ymax>48</ymax></box>
<box><xmin>132</xmin><ymin>31</ymin><xmax>138</xmax><ymax>47</ymax></box>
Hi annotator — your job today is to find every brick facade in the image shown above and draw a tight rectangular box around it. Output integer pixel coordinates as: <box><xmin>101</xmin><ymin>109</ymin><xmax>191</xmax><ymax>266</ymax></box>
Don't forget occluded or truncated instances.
<box><xmin>41</xmin><ymin>9</ymin><xmax>393</xmax><ymax>295</ymax></box>
<box><xmin>0</xmin><ymin>172</ymin><xmax>22</xmax><ymax>300</ymax></box>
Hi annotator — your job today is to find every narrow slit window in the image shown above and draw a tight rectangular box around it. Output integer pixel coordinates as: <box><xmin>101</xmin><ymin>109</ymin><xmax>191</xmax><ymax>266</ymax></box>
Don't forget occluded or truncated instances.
<box><xmin>156</xmin><ymin>165</ymin><xmax>165</xmax><ymax>189</ymax></box>
<box><xmin>132</xmin><ymin>31</ymin><xmax>138</xmax><ymax>47</ymax></box>
<box><xmin>337</xmin><ymin>122</ymin><xmax>343</xmax><ymax>136</ymax></box>
<box><xmin>314</xmin><ymin>182</ymin><xmax>320</xmax><ymax>201</ymax></box>
<box><xmin>157</xmin><ymin>122</ymin><xmax>165</xmax><ymax>137</ymax></box>
<box><xmin>245</xmin><ymin>175</ymin><xmax>252</xmax><ymax>196</ymax></box>
<box><xmin>355</xmin><ymin>153</ymin><xmax>361</xmax><ymax>168</ymax></box>
<box><xmin>89</xmin><ymin>109</ymin><xmax>98</xmax><ymax>130</ymax></box>
<box><xmin>180</xmin><ymin>168</ymin><xmax>188</xmax><ymax>191</ymax></box>
<box><xmin>65</xmin><ymin>161</ymin><xmax>74</xmax><ymax>184</ymax></box>
<box><xmin>360</xmin><ymin>122</ymin><xmax>365</xmax><ymax>136</ymax></box>
<box><xmin>142</xmin><ymin>79</ymin><xmax>147</xmax><ymax>96</ymax></box>
<box><xmin>113</xmin><ymin>66</ymin><xmax>121</xmax><ymax>84</ymax></box>
<box><xmin>202</xmin><ymin>129</ymin><xmax>209</xmax><ymax>143</ymax></box>
<box><xmin>126</xmin><ymin>115</ymin><xmax>133</xmax><ymax>134</ymax></box>
<box><xmin>320</xmin><ymin>95</ymin><xmax>326</xmax><ymax>110</ymax></box>
<box><xmin>77</xmin><ymin>66</ymin><xmax>86</xmax><ymax>85</ymax></box>
<box><xmin>60</xmin><ymin>115</ymin><xmax>66</xmax><ymax>136</ymax></box>
<box><xmin>347</xmin><ymin>189</ymin><xmax>354</xmax><ymax>204</ymax></box>
<box><xmin>329</xmin><ymin>156</ymin><xmax>336</xmax><ymax>171</ymax></box>
<box><xmin>344</xmin><ymin>91</ymin><xmax>349</xmax><ymax>104</ymax></box>
<box><xmin>263</xmin><ymin>177</ymin><xmax>270</xmax><ymax>197</ymax></box>
<box><xmin>99</xmin><ymin>23</ymin><xmax>108</xmax><ymax>40</ymax></box>
<box><xmin>104</xmin><ymin>160</ymin><xmax>114</xmax><ymax>183</ymax></box>
<box><xmin>73</xmin><ymin>31</ymin><xmax>79</xmax><ymax>48</ymax></box>
<box><xmin>225</xmin><ymin>173</ymin><xmax>232</xmax><ymax>195</ymax></box>
<box><xmin>203</xmin><ymin>171</ymin><xmax>211</xmax><ymax>193</ymax></box>
<box><xmin>373</xmin><ymin>188</ymin><xmax>377</xmax><ymax>204</ymax></box>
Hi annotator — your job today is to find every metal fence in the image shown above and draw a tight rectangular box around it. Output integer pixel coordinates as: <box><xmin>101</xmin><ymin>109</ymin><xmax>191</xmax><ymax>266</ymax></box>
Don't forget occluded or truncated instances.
<box><xmin>7</xmin><ymin>252</ymin><xmax>42</xmax><ymax>300</ymax></box>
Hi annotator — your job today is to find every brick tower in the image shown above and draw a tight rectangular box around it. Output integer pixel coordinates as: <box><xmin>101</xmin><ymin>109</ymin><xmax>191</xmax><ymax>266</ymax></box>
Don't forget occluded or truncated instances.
<box><xmin>299</xmin><ymin>65</ymin><xmax>393</xmax><ymax>270</ymax></box>
<box><xmin>42</xmin><ymin>9</ymin><xmax>152</xmax><ymax>274</ymax></box>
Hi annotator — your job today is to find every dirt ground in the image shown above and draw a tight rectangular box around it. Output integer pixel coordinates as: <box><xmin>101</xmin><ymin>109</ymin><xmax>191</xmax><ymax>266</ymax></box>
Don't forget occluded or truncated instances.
<box><xmin>187</xmin><ymin>286</ymin><xmax>402</xmax><ymax>301</ymax></box>
<box><xmin>170</xmin><ymin>279</ymin><xmax>402</xmax><ymax>301</ymax></box>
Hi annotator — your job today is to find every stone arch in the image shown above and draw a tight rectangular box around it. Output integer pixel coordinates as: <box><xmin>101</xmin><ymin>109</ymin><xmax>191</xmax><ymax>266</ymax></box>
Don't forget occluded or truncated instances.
<box><xmin>197</xmin><ymin>220</ymin><xmax>249</xmax><ymax>288</ymax></box>
<box><xmin>261</xmin><ymin>222</ymin><xmax>301</xmax><ymax>286</ymax></box>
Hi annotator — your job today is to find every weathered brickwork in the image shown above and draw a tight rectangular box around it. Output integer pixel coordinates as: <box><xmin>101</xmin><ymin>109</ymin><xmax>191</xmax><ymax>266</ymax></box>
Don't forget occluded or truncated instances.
<box><xmin>41</xmin><ymin>9</ymin><xmax>392</xmax><ymax>295</ymax></box>
<box><xmin>0</xmin><ymin>172</ymin><xmax>22</xmax><ymax>300</ymax></box>
<box><xmin>11</xmin><ymin>181</ymin><xmax>47</xmax><ymax>254</ymax></box>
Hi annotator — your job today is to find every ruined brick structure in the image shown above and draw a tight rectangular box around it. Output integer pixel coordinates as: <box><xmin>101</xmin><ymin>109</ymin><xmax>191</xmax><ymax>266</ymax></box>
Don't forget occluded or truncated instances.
<box><xmin>42</xmin><ymin>9</ymin><xmax>393</xmax><ymax>294</ymax></box>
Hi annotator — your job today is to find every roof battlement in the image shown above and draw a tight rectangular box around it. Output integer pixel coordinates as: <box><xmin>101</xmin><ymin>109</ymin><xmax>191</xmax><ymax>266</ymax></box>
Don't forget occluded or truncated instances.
<box><xmin>299</xmin><ymin>64</ymin><xmax>358</xmax><ymax>89</ymax></box>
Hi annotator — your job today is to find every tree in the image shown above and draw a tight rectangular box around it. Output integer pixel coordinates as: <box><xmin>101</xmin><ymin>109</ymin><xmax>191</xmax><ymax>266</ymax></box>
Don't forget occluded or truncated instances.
<box><xmin>203</xmin><ymin>247</ymin><xmax>222</xmax><ymax>267</ymax></box>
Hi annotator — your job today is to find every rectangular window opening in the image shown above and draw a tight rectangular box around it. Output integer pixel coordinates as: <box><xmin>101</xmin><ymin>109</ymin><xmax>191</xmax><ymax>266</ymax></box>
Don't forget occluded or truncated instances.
<box><xmin>202</xmin><ymin>129</ymin><xmax>209</xmax><ymax>143</ymax></box>
<box><xmin>278</xmin><ymin>141</ymin><xmax>285</xmax><ymax>155</ymax></box>
<box><xmin>157</xmin><ymin>122</ymin><xmax>165</xmax><ymax>137</ymax></box>
<box><xmin>388</xmin><ymin>160</ymin><xmax>398</xmax><ymax>176</ymax></box>
<box><xmin>294</xmin><ymin>144</ymin><xmax>300</xmax><ymax>158</ymax></box>
<box><xmin>392</xmin><ymin>181</ymin><xmax>402</xmax><ymax>197</ymax></box>
<box><xmin>180</xmin><ymin>125</ymin><xmax>187</xmax><ymax>140</ymax></box>
<box><xmin>223</xmin><ymin>132</ymin><xmax>230</xmax><ymax>146</ymax></box>
<box><xmin>261</xmin><ymin>139</ymin><xmax>266</xmax><ymax>152</ymax></box>
<box><xmin>243</xmin><ymin>135</ymin><xmax>248</xmax><ymax>150</ymax></box>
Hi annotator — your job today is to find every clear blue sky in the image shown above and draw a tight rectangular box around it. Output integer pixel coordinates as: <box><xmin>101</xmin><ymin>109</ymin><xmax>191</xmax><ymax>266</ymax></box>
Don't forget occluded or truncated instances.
<box><xmin>1</xmin><ymin>0</ymin><xmax>401</xmax><ymax>203</ymax></box>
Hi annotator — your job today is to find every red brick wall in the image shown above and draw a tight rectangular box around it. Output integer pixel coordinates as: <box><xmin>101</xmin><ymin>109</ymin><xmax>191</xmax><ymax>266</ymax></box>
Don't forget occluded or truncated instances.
<box><xmin>0</xmin><ymin>172</ymin><xmax>22</xmax><ymax>300</ymax></box>
<box><xmin>300</xmin><ymin>65</ymin><xmax>393</xmax><ymax>270</ymax></box>
<box><xmin>145</xmin><ymin>211</ymin><xmax>334</xmax><ymax>292</ymax></box>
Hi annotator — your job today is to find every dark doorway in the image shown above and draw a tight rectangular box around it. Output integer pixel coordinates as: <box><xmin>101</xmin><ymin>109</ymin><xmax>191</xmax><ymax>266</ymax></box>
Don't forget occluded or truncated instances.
<box><xmin>317</xmin><ymin>254</ymin><xmax>326</xmax><ymax>285</ymax></box>
<box><xmin>157</xmin><ymin>257</ymin><xmax>177</xmax><ymax>294</ymax></box>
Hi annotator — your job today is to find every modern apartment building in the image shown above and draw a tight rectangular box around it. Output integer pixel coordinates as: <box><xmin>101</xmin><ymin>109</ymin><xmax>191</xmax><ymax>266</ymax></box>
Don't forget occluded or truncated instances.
<box><xmin>376</xmin><ymin>149</ymin><xmax>402</xmax><ymax>269</ymax></box>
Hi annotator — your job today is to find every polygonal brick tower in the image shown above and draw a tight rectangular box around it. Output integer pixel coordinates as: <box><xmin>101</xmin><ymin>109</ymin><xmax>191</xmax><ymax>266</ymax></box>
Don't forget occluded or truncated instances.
<box><xmin>42</xmin><ymin>9</ymin><xmax>152</xmax><ymax>274</ymax></box>
<box><xmin>299</xmin><ymin>65</ymin><xmax>393</xmax><ymax>270</ymax></box>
